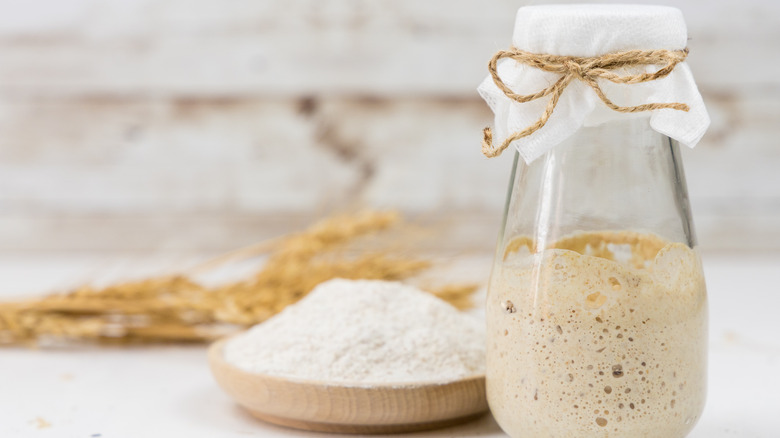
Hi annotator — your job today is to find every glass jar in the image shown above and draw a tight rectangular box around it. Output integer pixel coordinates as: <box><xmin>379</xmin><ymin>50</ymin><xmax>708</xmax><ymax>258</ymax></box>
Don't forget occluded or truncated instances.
<box><xmin>486</xmin><ymin>117</ymin><xmax>707</xmax><ymax>437</ymax></box>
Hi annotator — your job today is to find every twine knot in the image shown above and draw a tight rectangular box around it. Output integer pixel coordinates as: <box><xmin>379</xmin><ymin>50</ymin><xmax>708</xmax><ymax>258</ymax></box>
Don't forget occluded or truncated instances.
<box><xmin>564</xmin><ymin>59</ymin><xmax>584</xmax><ymax>78</ymax></box>
<box><xmin>481</xmin><ymin>48</ymin><xmax>690</xmax><ymax>158</ymax></box>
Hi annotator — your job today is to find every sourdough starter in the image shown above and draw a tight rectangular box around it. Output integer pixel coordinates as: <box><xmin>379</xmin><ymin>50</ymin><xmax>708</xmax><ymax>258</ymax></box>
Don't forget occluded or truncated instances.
<box><xmin>487</xmin><ymin>232</ymin><xmax>707</xmax><ymax>437</ymax></box>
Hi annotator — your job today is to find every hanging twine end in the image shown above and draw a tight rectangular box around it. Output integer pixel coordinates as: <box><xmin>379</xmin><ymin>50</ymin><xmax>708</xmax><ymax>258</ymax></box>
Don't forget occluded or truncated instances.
<box><xmin>481</xmin><ymin>127</ymin><xmax>499</xmax><ymax>158</ymax></box>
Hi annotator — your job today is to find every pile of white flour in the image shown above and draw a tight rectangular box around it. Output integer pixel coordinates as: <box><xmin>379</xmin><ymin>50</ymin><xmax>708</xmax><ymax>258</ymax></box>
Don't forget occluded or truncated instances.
<box><xmin>223</xmin><ymin>279</ymin><xmax>485</xmax><ymax>384</ymax></box>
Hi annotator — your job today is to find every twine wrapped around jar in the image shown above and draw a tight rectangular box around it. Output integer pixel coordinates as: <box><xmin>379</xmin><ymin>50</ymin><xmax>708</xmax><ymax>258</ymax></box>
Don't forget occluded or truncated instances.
<box><xmin>481</xmin><ymin>48</ymin><xmax>691</xmax><ymax>158</ymax></box>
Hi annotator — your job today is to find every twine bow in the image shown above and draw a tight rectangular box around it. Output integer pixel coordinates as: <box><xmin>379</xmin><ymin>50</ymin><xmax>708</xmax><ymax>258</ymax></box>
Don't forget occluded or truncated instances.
<box><xmin>481</xmin><ymin>48</ymin><xmax>690</xmax><ymax>158</ymax></box>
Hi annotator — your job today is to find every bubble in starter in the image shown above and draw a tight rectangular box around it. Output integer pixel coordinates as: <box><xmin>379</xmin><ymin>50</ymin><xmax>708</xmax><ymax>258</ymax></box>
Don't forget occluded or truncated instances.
<box><xmin>502</xmin><ymin>300</ymin><xmax>516</xmax><ymax>314</ymax></box>
<box><xmin>585</xmin><ymin>292</ymin><xmax>607</xmax><ymax>309</ymax></box>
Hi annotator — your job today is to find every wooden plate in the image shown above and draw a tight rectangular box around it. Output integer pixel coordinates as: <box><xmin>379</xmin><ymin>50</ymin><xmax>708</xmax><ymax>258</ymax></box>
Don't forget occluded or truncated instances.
<box><xmin>208</xmin><ymin>338</ymin><xmax>488</xmax><ymax>434</ymax></box>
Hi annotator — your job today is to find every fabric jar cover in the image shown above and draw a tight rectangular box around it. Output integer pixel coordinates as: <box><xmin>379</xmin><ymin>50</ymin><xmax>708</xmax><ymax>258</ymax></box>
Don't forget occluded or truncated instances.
<box><xmin>477</xmin><ymin>4</ymin><xmax>710</xmax><ymax>163</ymax></box>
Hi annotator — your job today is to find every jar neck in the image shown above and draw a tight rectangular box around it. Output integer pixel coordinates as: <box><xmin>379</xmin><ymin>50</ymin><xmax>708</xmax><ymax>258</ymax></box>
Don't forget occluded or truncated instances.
<box><xmin>501</xmin><ymin>117</ymin><xmax>696</xmax><ymax>249</ymax></box>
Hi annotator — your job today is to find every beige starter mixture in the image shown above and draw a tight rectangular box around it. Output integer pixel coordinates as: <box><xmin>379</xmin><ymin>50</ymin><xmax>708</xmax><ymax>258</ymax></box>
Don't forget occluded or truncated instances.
<box><xmin>487</xmin><ymin>232</ymin><xmax>707</xmax><ymax>438</ymax></box>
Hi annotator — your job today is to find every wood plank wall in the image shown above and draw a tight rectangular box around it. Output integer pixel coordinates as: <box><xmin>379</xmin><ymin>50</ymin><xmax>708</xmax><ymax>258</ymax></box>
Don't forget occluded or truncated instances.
<box><xmin>0</xmin><ymin>0</ymin><xmax>777</xmax><ymax>253</ymax></box>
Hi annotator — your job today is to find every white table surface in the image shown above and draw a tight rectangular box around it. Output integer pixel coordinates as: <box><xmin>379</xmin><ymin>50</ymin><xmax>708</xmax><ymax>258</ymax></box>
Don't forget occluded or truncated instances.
<box><xmin>1</xmin><ymin>253</ymin><xmax>779</xmax><ymax>437</ymax></box>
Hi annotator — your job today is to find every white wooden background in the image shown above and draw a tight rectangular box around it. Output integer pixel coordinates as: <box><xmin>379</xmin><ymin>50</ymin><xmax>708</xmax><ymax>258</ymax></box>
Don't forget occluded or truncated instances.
<box><xmin>0</xmin><ymin>0</ymin><xmax>778</xmax><ymax>253</ymax></box>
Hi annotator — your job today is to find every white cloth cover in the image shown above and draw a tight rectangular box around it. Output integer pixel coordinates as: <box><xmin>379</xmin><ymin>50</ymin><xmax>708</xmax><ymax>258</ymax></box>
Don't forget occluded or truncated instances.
<box><xmin>477</xmin><ymin>4</ymin><xmax>710</xmax><ymax>163</ymax></box>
